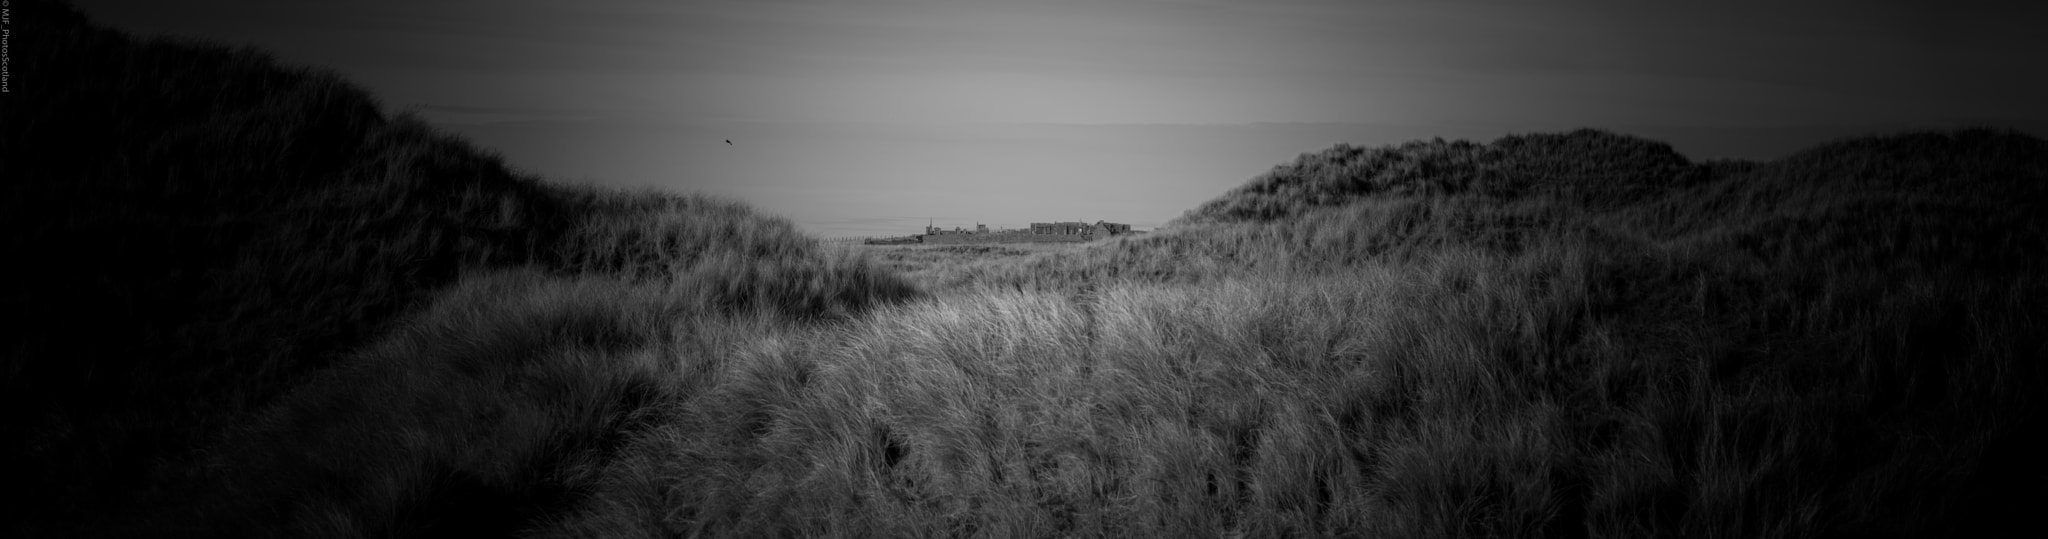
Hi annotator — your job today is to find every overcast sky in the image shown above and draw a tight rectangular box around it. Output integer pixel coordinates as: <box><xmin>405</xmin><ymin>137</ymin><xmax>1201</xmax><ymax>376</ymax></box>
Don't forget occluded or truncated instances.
<box><xmin>73</xmin><ymin>0</ymin><xmax>2048</xmax><ymax>237</ymax></box>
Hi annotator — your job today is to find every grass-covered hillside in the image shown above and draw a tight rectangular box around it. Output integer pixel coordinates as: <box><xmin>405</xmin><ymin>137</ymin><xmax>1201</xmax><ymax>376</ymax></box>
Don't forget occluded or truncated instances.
<box><xmin>2</xmin><ymin>2</ymin><xmax>914</xmax><ymax>536</ymax></box>
<box><xmin>9</xmin><ymin>0</ymin><xmax>2046</xmax><ymax>536</ymax></box>
<box><xmin>655</xmin><ymin>128</ymin><xmax>2043</xmax><ymax>538</ymax></box>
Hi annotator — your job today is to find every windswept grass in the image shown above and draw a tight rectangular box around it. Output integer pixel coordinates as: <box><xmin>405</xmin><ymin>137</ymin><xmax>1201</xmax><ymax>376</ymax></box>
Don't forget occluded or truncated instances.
<box><xmin>138</xmin><ymin>271</ymin><xmax>688</xmax><ymax>537</ymax></box>
<box><xmin>11</xmin><ymin>0</ymin><xmax>2046</xmax><ymax>536</ymax></box>
<box><xmin>849</xmin><ymin>242</ymin><xmax>1089</xmax><ymax>291</ymax></box>
<box><xmin>4</xmin><ymin>2</ymin><xmax>914</xmax><ymax>535</ymax></box>
<box><xmin>515</xmin><ymin>128</ymin><xmax>2046</xmax><ymax>537</ymax></box>
<box><xmin>524</xmin><ymin>225</ymin><xmax>2044</xmax><ymax>537</ymax></box>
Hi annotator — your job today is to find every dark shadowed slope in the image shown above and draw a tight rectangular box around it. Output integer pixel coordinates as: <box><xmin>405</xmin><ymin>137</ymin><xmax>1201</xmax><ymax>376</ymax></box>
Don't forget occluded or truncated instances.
<box><xmin>1</xmin><ymin>2</ymin><xmax>914</xmax><ymax>535</ymax></box>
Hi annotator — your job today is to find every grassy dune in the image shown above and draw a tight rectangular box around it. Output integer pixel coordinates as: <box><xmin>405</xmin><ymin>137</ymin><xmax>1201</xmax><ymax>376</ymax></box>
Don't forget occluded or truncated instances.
<box><xmin>539</xmin><ymin>217</ymin><xmax>2043</xmax><ymax>537</ymax></box>
<box><xmin>851</xmin><ymin>243</ymin><xmax>1089</xmax><ymax>291</ymax></box>
<box><xmin>525</xmin><ymin>130</ymin><xmax>2045</xmax><ymax>536</ymax></box>
<box><xmin>5</xmin><ymin>2</ymin><xmax>912</xmax><ymax>535</ymax></box>
<box><xmin>8</xmin><ymin>1</ymin><xmax>2046</xmax><ymax>537</ymax></box>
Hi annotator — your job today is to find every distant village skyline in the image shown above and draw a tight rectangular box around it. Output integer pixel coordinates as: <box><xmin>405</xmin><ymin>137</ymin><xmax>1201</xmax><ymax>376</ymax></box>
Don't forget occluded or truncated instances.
<box><xmin>915</xmin><ymin>218</ymin><xmax>1143</xmax><ymax>233</ymax></box>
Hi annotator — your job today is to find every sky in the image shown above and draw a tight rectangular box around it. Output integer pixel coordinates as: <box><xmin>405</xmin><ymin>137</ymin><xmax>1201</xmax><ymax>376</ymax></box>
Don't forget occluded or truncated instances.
<box><xmin>72</xmin><ymin>0</ymin><xmax>2048</xmax><ymax>238</ymax></box>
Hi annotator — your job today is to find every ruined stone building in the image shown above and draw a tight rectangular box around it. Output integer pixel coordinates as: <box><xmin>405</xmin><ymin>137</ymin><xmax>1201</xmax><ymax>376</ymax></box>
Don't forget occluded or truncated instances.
<box><xmin>923</xmin><ymin>223</ymin><xmax>989</xmax><ymax>235</ymax></box>
<box><xmin>876</xmin><ymin>219</ymin><xmax>1131</xmax><ymax>245</ymax></box>
<box><xmin>1031</xmin><ymin>221</ymin><xmax>1130</xmax><ymax>236</ymax></box>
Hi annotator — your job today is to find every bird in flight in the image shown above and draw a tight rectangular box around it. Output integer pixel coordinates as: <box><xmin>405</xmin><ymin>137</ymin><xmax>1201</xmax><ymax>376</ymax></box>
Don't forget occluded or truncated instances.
<box><xmin>725</xmin><ymin>140</ymin><xmax>733</xmax><ymax>145</ymax></box>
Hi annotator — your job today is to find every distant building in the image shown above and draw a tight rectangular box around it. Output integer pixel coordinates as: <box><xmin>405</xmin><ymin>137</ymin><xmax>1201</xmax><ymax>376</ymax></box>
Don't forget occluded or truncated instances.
<box><xmin>891</xmin><ymin>218</ymin><xmax>1130</xmax><ymax>244</ymax></box>
<box><xmin>1030</xmin><ymin>222</ymin><xmax>1088</xmax><ymax>235</ymax></box>
<box><xmin>1029</xmin><ymin>221</ymin><xmax>1129</xmax><ymax>236</ymax></box>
